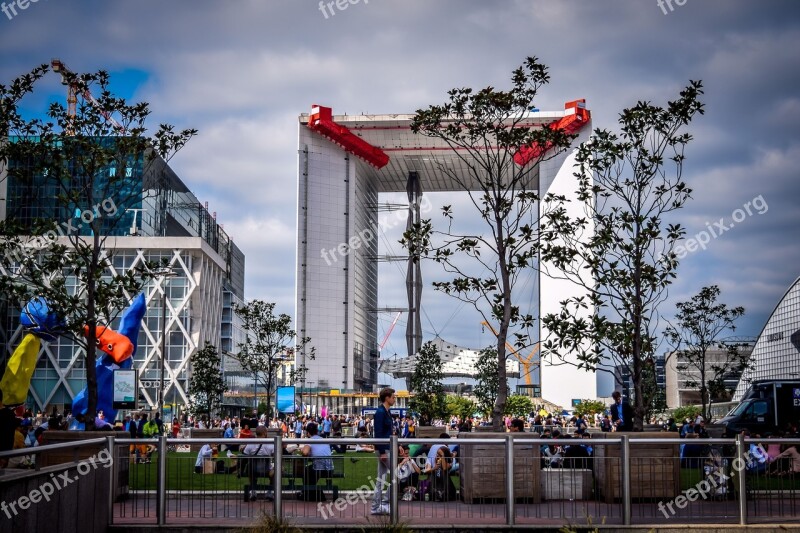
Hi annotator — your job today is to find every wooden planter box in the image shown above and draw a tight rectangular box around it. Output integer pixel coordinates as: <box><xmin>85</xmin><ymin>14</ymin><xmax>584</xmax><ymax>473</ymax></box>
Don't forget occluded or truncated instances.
<box><xmin>40</xmin><ymin>430</ymin><xmax>129</xmax><ymax>501</ymax></box>
<box><xmin>593</xmin><ymin>431</ymin><xmax>680</xmax><ymax>503</ymax></box>
<box><xmin>457</xmin><ymin>431</ymin><xmax>541</xmax><ymax>503</ymax></box>
<box><xmin>415</xmin><ymin>425</ymin><xmax>448</xmax><ymax>438</ymax></box>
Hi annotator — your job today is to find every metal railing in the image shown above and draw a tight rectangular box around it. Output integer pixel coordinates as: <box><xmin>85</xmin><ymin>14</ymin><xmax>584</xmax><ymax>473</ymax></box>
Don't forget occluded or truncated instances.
<box><xmin>2</xmin><ymin>434</ymin><xmax>799</xmax><ymax>528</ymax></box>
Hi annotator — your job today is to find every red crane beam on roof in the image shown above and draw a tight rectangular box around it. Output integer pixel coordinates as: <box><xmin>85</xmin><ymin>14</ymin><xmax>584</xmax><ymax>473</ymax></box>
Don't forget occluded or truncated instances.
<box><xmin>514</xmin><ymin>99</ymin><xmax>591</xmax><ymax>167</ymax></box>
<box><xmin>308</xmin><ymin>105</ymin><xmax>390</xmax><ymax>169</ymax></box>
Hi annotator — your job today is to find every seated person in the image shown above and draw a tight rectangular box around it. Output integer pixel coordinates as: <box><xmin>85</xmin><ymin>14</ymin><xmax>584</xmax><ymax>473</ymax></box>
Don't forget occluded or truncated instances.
<box><xmin>241</xmin><ymin>425</ymin><xmax>275</xmax><ymax>500</ymax></box>
<box><xmin>773</xmin><ymin>444</ymin><xmax>800</xmax><ymax>476</ymax></box>
<box><xmin>354</xmin><ymin>432</ymin><xmax>375</xmax><ymax>453</ymax></box>
<box><xmin>424</xmin><ymin>445</ymin><xmax>457</xmax><ymax>501</ymax></box>
<box><xmin>239</xmin><ymin>425</ymin><xmax>254</xmax><ymax>439</ymax></box>
<box><xmin>329</xmin><ymin>432</ymin><xmax>347</xmax><ymax>454</ymax></box>
<box><xmin>398</xmin><ymin>444</ymin><xmax>422</xmax><ymax>500</ymax></box>
<box><xmin>194</xmin><ymin>443</ymin><xmax>217</xmax><ymax>474</ymax></box>
<box><xmin>680</xmin><ymin>433</ymin><xmax>707</xmax><ymax>469</ymax></box>
<box><xmin>562</xmin><ymin>435</ymin><xmax>592</xmax><ymax>469</ymax></box>
<box><xmin>299</xmin><ymin>422</ymin><xmax>334</xmax><ymax>501</ymax></box>
<box><xmin>746</xmin><ymin>436</ymin><xmax>769</xmax><ymax>474</ymax></box>
<box><xmin>425</xmin><ymin>433</ymin><xmax>452</xmax><ymax>470</ymax></box>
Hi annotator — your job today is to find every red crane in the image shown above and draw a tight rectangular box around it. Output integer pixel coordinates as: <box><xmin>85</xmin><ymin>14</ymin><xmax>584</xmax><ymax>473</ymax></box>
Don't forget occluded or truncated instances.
<box><xmin>51</xmin><ymin>59</ymin><xmax>125</xmax><ymax>133</ymax></box>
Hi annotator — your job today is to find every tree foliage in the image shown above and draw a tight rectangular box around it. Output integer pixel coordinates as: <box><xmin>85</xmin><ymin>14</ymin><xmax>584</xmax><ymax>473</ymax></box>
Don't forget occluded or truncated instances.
<box><xmin>0</xmin><ymin>64</ymin><xmax>196</xmax><ymax>426</ymax></box>
<box><xmin>403</xmin><ymin>57</ymin><xmax>575</xmax><ymax>429</ymax></box>
<box><xmin>233</xmin><ymin>300</ymin><xmax>313</xmax><ymax>419</ymax></box>
<box><xmin>540</xmin><ymin>81</ymin><xmax>705</xmax><ymax>431</ymax></box>
<box><xmin>445</xmin><ymin>394</ymin><xmax>476</xmax><ymax>420</ymax></box>
<box><xmin>409</xmin><ymin>341</ymin><xmax>447</xmax><ymax>425</ymax></box>
<box><xmin>573</xmin><ymin>399</ymin><xmax>607</xmax><ymax>418</ymax></box>
<box><xmin>473</xmin><ymin>348</ymin><xmax>510</xmax><ymax>418</ymax></box>
<box><xmin>187</xmin><ymin>342</ymin><xmax>227</xmax><ymax>418</ymax></box>
<box><xmin>504</xmin><ymin>394</ymin><xmax>534</xmax><ymax>418</ymax></box>
<box><xmin>664</xmin><ymin>285</ymin><xmax>747</xmax><ymax>421</ymax></box>
<box><xmin>672</xmin><ymin>404</ymin><xmax>702</xmax><ymax>423</ymax></box>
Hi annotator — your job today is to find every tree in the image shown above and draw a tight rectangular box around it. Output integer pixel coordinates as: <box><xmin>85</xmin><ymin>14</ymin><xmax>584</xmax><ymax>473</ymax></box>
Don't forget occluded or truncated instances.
<box><xmin>672</xmin><ymin>405</ymin><xmax>702</xmax><ymax>424</ymax></box>
<box><xmin>573</xmin><ymin>399</ymin><xmax>606</xmax><ymax>419</ymax></box>
<box><xmin>187</xmin><ymin>342</ymin><xmax>227</xmax><ymax>418</ymax></box>
<box><xmin>664</xmin><ymin>285</ymin><xmax>747</xmax><ymax>421</ymax></box>
<box><xmin>540</xmin><ymin>81</ymin><xmax>705</xmax><ymax>431</ymax></box>
<box><xmin>473</xmin><ymin>348</ymin><xmax>510</xmax><ymax>418</ymax></box>
<box><xmin>504</xmin><ymin>394</ymin><xmax>534</xmax><ymax>418</ymax></box>
<box><xmin>445</xmin><ymin>394</ymin><xmax>476</xmax><ymax>421</ymax></box>
<box><xmin>0</xmin><ymin>65</ymin><xmax>195</xmax><ymax>427</ymax></box>
<box><xmin>403</xmin><ymin>57</ymin><xmax>576</xmax><ymax>429</ymax></box>
<box><xmin>408</xmin><ymin>341</ymin><xmax>446</xmax><ymax>425</ymax></box>
<box><xmin>232</xmin><ymin>300</ymin><xmax>313</xmax><ymax>419</ymax></box>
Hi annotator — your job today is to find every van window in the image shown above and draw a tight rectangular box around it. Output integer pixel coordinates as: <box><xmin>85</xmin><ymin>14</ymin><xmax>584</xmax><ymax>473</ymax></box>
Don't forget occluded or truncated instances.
<box><xmin>744</xmin><ymin>400</ymin><xmax>768</xmax><ymax>420</ymax></box>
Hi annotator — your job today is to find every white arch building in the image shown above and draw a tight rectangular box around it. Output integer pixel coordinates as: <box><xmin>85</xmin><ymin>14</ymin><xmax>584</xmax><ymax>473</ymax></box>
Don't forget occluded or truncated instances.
<box><xmin>733</xmin><ymin>276</ymin><xmax>800</xmax><ymax>400</ymax></box>
<box><xmin>295</xmin><ymin>103</ymin><xmax>598</xmax><ymax>409</ymax></box>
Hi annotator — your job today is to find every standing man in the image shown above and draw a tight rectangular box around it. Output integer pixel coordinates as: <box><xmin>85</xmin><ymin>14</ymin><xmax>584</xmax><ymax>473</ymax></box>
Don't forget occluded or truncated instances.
<box><xmin>610</xmin><ymin>391</ymin><xmax>634</xmax><ymax>432</ymax></box>
<box><xmin>372</xmin><ymin>387</ymin><xmax>395</xmax><ymax>515</ymax></box>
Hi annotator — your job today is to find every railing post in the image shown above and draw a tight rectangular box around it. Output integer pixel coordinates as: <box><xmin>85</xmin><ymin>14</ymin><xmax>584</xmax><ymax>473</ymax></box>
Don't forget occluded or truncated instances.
<box><xmin>506</xmin><ymin>433</ymin><xmax>515</xmax><ymax>526</ymax></box>
<box><xmin>157</xmin><ymin>436</ymin><xmax>167</xmax><ymax>525</ymax></box>
<box><xmin>736</xmin><ymin>434</ymin><xmax>747</xmax><ymax>525</ymax></box>
<box><xmin>106</xmin><ymin>435</ymin><xmax>116</xmax><ymax>526</ymax></box>
<box><xmin>620</xmin><ymin>434</ymin><xmax>631</xmax><ymax>526</ymax></box>
<box><xmin>274</xmin><ymin>434</ymin><xmax>283</xmax><ymax>519</ymax></box>
<box><xmin>389</xmin><ymin>434</ymin><xmax>399</xmax><ymax>525</ymax></box>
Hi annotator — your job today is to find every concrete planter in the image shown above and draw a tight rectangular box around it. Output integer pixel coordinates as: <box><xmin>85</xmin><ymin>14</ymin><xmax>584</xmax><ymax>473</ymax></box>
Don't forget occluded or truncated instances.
<box><xmin>457</xmin><ymin>431</ymin><xmax>541</xmax><ymax>503</ymax></box>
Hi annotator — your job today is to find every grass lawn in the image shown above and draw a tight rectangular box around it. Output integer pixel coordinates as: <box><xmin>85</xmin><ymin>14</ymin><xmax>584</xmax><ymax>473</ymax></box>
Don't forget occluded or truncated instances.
<box><xmin>128</xmin><ymin>451</ymin><xmax>441</xmax><ymax>492</ymax></box>
<box><xmin>680</xmin><ymin>467</ymin><xmax>800</xmax><ymax>491</ymax></box>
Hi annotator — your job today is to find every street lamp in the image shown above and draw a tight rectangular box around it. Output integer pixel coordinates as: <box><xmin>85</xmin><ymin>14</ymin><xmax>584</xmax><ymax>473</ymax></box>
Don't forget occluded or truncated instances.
<box><xmin>156</xmin><ymin>267</ymin><xmax>178</xmax><ymax>425</ymax></box>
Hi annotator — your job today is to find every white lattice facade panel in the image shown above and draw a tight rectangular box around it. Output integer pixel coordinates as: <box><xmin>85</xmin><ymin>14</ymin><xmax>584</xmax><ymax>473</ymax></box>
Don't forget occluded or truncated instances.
<box><xmin>3</xmin><ymin>236</ymin><xmax>233</xmax><ymax>411</ymax></box>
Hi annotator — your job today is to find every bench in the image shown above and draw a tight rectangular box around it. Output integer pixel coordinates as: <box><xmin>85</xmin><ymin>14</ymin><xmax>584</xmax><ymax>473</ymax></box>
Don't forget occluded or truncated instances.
<box><xmin>245</xmin><ymin>455</ymin><xmax>345</xmax><ymax>500</ymax></box>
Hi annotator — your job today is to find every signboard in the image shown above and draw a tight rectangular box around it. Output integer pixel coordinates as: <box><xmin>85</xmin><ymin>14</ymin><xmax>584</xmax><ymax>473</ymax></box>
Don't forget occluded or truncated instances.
<box><xmin>793</xmin><ymin>387</ymin><xmax>800</xmax><ymax>407</ymax></box>
<box><xmin>113</xmin><ymin>369</ymin><xmax>138</xmax><ymax>409</ymax></box>
<box><xmin>277</xmin><ymin>386</ymin><xmax>296</xmax><ymax>414</ymax></box>
<box><xmin>572</xmin><ymin>399</ymin><xmax>582</xmax><ymax>407</ymax></box>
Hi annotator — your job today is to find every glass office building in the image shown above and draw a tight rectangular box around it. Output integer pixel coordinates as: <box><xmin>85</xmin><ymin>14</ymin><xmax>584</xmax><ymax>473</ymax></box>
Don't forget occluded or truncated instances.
<box><xmin>0</xmin><ymin>137</ymin><xmax>245</xmax><ymax>413</ymax></box>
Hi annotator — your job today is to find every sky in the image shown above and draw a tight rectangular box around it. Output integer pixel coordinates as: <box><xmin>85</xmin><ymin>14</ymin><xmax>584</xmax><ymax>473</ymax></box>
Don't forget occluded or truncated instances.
<box><xmin>2</xmin><ymin>0</ymin><xmax>799</xmax><ymax>374</ymax></box>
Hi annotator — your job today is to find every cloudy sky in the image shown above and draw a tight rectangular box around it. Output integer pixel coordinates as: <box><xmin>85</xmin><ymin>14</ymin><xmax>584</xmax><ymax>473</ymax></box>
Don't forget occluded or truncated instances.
<box><xmin>3</xmin><ymin>0</ymin><xmax>799</xmax><ymax>366</ymax></box>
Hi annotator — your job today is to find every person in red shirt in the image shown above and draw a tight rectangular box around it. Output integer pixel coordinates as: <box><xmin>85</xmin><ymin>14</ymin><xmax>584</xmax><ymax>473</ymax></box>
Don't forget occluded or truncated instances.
<box><xmin>239</xmin><ymin>425</ymin><xmax>254</xmax><ymax>439</ymax></box>
<box><xmin>171</xmin><ymin>418</ymin><xmax>181</xmax><ymax>438</ymax></box>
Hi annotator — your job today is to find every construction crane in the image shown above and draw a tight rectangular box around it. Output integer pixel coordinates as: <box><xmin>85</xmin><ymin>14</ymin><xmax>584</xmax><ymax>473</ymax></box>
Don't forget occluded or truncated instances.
<box><xmin>481</xmin><ymin>321</ymin><xmax>540</xmax><ymax>386</ymax></box>
<box><xmin>379</xmin><ymin>311</ymin><xmax>403</xmax><ymax>351</ymax></box>
<box><xmin>51</xmin><ymin>59</ymin><xmax>125</xmax><ymax>133</ymax></box>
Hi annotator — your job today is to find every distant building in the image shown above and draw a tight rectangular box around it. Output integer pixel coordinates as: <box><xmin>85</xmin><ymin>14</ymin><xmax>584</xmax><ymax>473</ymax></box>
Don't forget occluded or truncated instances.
<box><xmin>613</xmin><ymin>354</ymin><xmax>666</xmax><ymax>404</ymax></box>
<box><xmin>296</xmin><ymin>102</ymin><xmax>598</xmax><ymax>408</ymax></box>
<box><xmin>665</xmin><ymin>344</ymin><xmax>753</xmax><ymax>409</ymax></box>
<box><xmin>0</xmin><ymin>139</ymin><xmax>245</xmax><ymax>414</ymax></box>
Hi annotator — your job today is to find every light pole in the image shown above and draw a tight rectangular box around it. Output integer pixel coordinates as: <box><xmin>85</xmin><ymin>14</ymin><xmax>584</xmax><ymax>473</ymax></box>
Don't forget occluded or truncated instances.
<box><xmin>157</xmin><ymin>267</ymin><xmax>177</xmax><ymax>425</ymax></box>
